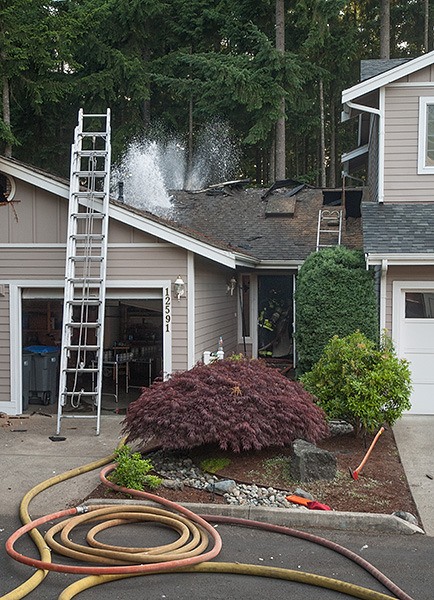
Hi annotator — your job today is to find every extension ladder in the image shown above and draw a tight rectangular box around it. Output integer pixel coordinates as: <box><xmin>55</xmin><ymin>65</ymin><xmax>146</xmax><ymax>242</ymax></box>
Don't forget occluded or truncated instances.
<box><xmin>56</xmin><ymin>109</ymin><xmax>111</xmax><ymax>435</ymax></box>
<box><xmin>316</xmin><ymin>208</ymin><xmax>342</xmax><ymax>251</ymax></box>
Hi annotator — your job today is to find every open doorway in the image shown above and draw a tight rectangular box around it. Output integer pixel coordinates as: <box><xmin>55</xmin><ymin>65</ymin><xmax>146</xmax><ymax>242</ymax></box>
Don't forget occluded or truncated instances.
<box><xmin>257</xmin><ymin>274</ymin><xmax>293</xmax><ymax>361</ymax></box>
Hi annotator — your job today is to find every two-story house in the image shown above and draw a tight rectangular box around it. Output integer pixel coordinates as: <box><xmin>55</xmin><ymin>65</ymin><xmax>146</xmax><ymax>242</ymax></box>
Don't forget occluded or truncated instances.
<box><xmin>342</xmin><ymin>51</ymin><xmax>434</xmax><ymax>415</ymax></box>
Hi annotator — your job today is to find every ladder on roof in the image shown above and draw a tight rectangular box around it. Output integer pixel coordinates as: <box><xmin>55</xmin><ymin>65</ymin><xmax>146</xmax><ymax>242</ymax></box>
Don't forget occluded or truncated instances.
<box><xmin>316</xmin><ymin>208</ymin><xmax>343</xmax><ymax>251</ymax></box>
<box><xmin>56</xmin><ymin>109</ymin><xmax>111</xmax><ymax>435</ymax></box>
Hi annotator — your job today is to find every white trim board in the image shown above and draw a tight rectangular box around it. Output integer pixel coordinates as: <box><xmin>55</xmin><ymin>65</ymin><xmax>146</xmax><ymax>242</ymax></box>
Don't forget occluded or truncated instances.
<box><xmin>342</xmin><ymin>50</ymin><xmax>434</xmax><ymax>104</ymax></box>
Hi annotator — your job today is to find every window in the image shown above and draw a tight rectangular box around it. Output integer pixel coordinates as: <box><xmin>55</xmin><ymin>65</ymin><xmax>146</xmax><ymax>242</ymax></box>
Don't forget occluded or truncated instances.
<box><xmin>418</xmin><ymin>97</ymin><xmax>434</xmax><ymax>174</ymax></box>
<box><xmin>405</xmin><ymin>292</ymin><xmax>434</xmax><ymax>318</ymax></box>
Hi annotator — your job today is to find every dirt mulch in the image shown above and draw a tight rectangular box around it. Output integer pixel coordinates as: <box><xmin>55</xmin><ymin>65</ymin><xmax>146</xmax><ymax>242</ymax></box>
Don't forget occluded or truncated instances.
<box><xmin>84</xmin><ymin>427</ymin><xmax>419</xmax><ymax>522</ymax></box>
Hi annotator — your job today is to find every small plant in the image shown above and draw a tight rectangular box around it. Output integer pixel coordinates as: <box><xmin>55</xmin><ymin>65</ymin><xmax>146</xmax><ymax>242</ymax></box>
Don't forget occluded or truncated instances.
<box><xmin>109</xmin><ymin>445</ymin><xmax>162</xmax><ymax>491</ymax></box>
<box><xmin>301</xmin><ymin>331</ymin><xmax>412</xmax><ymax>436</ymax></box>
<box><xmin>200</xmin><ymin>457</ymin><xmax>232</xmax><ymax>473</ymax></box>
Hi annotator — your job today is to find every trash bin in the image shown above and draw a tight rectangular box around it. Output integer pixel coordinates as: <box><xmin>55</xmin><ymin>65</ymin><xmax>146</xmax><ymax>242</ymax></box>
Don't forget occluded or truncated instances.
<box><xmin>24</xmin><ymin>346</ymin><xmax>60</xmax><ymax>405</ymax></box>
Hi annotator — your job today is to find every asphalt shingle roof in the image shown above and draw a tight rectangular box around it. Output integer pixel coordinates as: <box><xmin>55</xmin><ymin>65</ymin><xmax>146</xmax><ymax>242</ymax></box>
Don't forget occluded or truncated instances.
<box><xmin>362</xmin><ymin>202</ymin><xmax>434</xmax><ymax>254</ymax></box>
<box><xmin>115</xmin><ymin>184</ymin><xmax>363</xmax><ymax>263</ymax></box>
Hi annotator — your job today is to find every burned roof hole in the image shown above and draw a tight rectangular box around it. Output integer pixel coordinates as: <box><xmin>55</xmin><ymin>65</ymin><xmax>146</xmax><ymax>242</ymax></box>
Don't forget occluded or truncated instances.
<box><xmin>322</xmin><ymin>189</ymin><xmax>362</xmax><ymax>219</ymax></box>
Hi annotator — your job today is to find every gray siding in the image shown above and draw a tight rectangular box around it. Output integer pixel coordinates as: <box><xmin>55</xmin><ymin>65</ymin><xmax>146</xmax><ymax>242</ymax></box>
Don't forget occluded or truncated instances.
<box><xmin>384</xmin><ymin>85</ymin><xmax>434</xmax><ymax>202</ymax></box>
<box><xmin>0</xmin><ymin>180</ymin><xmax>196</xmax><ymax>405</ymax></box>
<box><xmin>194</xmin><ymin>257</ymin><xmax>237</xmax><ymax>363</ymax></box>
<box><xmin>0</xmin><ymin>179</ymin><xmax>68</xmax><ymax>243</ymax></box>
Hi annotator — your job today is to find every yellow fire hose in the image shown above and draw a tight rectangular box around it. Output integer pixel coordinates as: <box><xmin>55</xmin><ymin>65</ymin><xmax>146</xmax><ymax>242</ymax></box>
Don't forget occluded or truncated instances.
<box><xmin>0</xmin><ymin>439</ymin><xmax>125</xmax><ymax>600</ymax></box>
<box><xmin>3</xmin><ymin>439</ymin><xmax>414</xmax><ymax>600</ymax></box>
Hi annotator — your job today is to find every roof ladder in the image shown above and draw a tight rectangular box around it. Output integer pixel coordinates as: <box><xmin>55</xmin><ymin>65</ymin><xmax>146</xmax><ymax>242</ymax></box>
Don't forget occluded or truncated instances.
<box><xmin>56</xmin><ymin>109</ymin><xmax>111</xmax><ymax>435</ymax></box>
<box><xmin>316</xmin><ymin>208</ymin><xmax>343</xmax><ymax>252</ymax></box>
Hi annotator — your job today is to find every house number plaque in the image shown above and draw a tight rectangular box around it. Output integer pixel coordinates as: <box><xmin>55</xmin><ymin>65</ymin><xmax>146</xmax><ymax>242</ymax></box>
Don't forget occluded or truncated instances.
<box><xmin>164</xmin><ymin>287</ymin><xmax>171</xmax><ymax>332</ymax></box>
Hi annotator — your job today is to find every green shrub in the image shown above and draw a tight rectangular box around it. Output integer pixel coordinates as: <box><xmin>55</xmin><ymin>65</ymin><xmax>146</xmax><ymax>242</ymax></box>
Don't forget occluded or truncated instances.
<box><xmin>300</xmin><ymin>331</ymin><xmax>412</xmax><ymax>436</ymax></box>
<box><xmin>295</xmin><ymin>247</ymin><xmax>378</xmax><ymax>375</ymax></box>
<box><xmin>109</xmin><ymin>445</ymin><xmax>162</xmax><ymax>491</ymax></box>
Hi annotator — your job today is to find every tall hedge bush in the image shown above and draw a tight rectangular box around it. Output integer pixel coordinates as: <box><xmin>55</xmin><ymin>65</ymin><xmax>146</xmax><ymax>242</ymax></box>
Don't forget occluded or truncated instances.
<box><xmin>295</xmin><ymin>246</ymin><xmax>378</xmax><ymax>375</ymax></box>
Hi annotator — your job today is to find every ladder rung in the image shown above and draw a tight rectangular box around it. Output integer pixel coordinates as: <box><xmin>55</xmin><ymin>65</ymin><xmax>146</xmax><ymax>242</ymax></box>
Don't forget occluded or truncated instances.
<box><xmin>76</xmin><ymin>150</ymin><xmax>108</xmax><ymax>157</ymax></box>
<box><xmin>72</xmin><ymin>234</ymin><xmax>104</xmax><ymax>241</ymax></box>
<box><xmin>68</xmin><ymin>278</ymin><xmax>104</xmax><ymax>284</ymax></box>
<box><xmin>71</xmin><ymin>213</ymin><xmax>104</xmax><ymax>219</ymax></box>
<box><xmin>74</xmin><ymin>170</ymin><xmax>108</xmax><ymax>177</ymax></box>
<box><xmin>69</xmin><ymin>256</ymin><xmax>104</xmax><ymax>262</ymax></box>
<box><xmin>61</xmin><ymin>391</ymin><xmax>98</xmax><ymax>397</ymax></box>
<box><xmin>67</xmin><ymin>299</ymin><xmax>102</xmax><ymax>306</ymax></box>
<box><xmin>74</xmin><ymin>192</ymin><xmax>106</xmax><ymax>199</ymax></box>
<box><xmin>78</xmin><ymin>131</ymin><xmax>108</xmax><ymax>138</ymax></box>
<box><xmin>65</xmin><ymin>345</ymin><xmax>100</xmax><ymax>351</ymax></box>
<box><xmin>64</xmin><ymin>367</ymin><xmax>99</xmax><ymax>373</ymax></box>
<box><xmin>65</xmin><ymin>322</ymin><xmax>100</xmax><ymax>328</ymax></box>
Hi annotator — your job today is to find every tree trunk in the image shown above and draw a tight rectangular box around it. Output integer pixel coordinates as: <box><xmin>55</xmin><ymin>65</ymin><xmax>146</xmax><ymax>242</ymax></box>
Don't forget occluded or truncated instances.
<box><xmin>379</xmin><ymin>0</ymin><xmax>390</xmax><ymax>59</ymax></box>
<box><xmin>319</xmin><ymin>79</ymin><xmax>326</xmax><ymax>188</ymax></box>
<box><xmin>424</xmin><ymin>0</ymin><xmax>430</xmax><ymax>52</ymax></box>
<box><xmin>2</xmin><ymin>75</ymin><xmax>12</xmax><ymax>157</ymax></box>
<box><xmin>275</xmin><ymin>0</ymin><xmax>286</xmax><ymax>180</ymax></box>
<box><xmin>329</xmin><ymin>95</ymin><xmax>336</xmax><ymax>188</ymax></box>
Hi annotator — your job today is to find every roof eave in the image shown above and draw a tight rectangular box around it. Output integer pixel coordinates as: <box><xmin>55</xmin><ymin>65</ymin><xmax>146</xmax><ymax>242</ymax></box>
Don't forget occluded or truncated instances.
<box><xmin>365</xmin><ymin>253</ymin><xmax>434</xmax><ymax>266</ymax></box>
<box><xmin>342</xmin><ymin>50</ymin><xmax>434</xmax><ymax>104</ymax></box>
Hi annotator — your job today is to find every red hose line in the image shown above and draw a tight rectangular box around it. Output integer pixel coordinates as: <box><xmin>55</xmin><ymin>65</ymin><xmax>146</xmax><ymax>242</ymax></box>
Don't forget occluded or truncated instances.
<box><xmin>5</xmin><ymin>485</ymin><xmax>222</xmax><ymax>575</ymax></box>
<box><xmin>200</xmin><ymin>515</ymin><xmax>414</xmax><ymax>600</ymax></box>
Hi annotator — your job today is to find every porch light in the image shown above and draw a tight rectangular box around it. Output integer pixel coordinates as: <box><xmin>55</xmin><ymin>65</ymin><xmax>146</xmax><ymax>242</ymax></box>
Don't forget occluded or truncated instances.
<box><xmin>174</xmin><ymin>275</ymin><xmax>185</xmax><ymax>300</ymax></box>
<box><xmin>227</xmin><ymin>276</ymin><xmax>237</xmax><ymax>296</ymax></box>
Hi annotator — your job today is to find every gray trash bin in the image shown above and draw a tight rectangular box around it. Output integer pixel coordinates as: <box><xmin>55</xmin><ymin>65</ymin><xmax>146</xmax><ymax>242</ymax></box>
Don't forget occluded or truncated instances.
<box><xmin>25</xmin><ymin>346</ymin><xmax>59</xmax><ymax>405</ymax></box>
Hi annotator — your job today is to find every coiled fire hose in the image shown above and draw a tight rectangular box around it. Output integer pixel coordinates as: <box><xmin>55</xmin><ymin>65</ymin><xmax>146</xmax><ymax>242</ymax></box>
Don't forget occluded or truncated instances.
<box><xmin>0</xmin><ymin>444</ymin><xmax>124</xmax><ymax>600</ymax></box>
<box><xmin>4</xmin><ymin>458</ymin><xmax>415</xmax><ymax>600</ymax></box>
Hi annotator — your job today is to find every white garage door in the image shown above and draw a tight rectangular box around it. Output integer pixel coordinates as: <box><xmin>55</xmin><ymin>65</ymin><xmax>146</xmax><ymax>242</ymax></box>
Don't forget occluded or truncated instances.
<box><xmin>400</xmin><ymin>289</ymin><xmax>434</xmax><ymax>414</ymax></box>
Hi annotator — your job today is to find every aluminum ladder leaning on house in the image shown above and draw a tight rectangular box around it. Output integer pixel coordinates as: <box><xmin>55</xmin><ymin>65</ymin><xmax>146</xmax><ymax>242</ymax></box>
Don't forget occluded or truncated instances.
<box><xmin>315</xmin><ymin>208</ymin><xmax>343</xmax><ymax>251</ymax></box>
<box><xmin>56</xmin><ymin>109</ymin><xmax>111</xmax><ymax>435</ymax></box>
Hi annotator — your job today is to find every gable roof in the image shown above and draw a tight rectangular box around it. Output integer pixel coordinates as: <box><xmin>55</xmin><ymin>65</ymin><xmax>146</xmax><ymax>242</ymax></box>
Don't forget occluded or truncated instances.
<box><xmin>362</xmin><ymin>202</ymin><xmax>434</xmax><ymax>259</ymax></box>
<box><xmin>342</xmin><ymin>49</ymin><xmax>434</xmax><ymax>104</ymax></box>
<box><xmin>1</xmin><ymin>156</ymin><xmax>363</xmax><ymax>267</ymax></box>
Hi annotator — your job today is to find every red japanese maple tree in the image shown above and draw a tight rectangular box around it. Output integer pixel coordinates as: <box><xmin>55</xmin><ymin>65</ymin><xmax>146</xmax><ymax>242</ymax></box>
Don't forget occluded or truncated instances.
<box><xmin>123</xmin><ymin>357</ymin><xmax>328</xmax><ymax>452</ymax></box>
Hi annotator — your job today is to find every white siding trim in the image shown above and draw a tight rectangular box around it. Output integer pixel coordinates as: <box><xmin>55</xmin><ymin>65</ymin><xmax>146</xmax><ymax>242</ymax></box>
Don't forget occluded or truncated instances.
<box><xmin>366</xmin><ymin>254</ymin><xmax>434</xmax><ymax>266</ymax></box>
<box><xmin>380</xmin><ymin>259</ymin><xmax>388</xmax><ymax>332</ymax></box>
<box><xmin>0</xmin><ymin>158</ymin><xmax>69</xmax><ymax>199</ymax></box>
<box><xmin>378</xmin><ymin>88</ymin><xmax>386</xmax><ymax>203</ymax></box>
<box><xmin>250</xmin><ymin>274</ymin><xmax>259</xmax><ymax>358</ymax></box>
<box><xmin>187</xmin><ymin>252</ymin><xmax>195</xmax><ymax>369</ymax></box>
<box><xmin>417</xmin><ymin>97</ymin><xmax>434</xmax><ymax>174</ymax></box>
<box><xmin>342</xmin><ymin>50</ymin><xmax>434</xmax><ymax>103</ymax></box>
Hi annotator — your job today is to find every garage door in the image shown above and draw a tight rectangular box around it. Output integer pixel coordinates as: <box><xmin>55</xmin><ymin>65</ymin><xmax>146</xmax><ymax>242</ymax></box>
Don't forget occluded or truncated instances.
<box><xmin>400</xmin><ymin>290</ymin><xmax>434</xmax><ymax>414</ymax></box>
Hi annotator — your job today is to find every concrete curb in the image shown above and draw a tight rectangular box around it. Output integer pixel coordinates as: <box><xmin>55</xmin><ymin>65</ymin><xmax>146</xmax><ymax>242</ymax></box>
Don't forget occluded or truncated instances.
<box><xmin>84</xmin><ymin>499</ymin><xmax>425</xmax><ymax>535</ymax></box>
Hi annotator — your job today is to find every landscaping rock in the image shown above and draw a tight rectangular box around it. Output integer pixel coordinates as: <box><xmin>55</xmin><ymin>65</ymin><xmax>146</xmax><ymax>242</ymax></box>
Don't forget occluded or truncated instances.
<box><xmin>392</xmin><ymin>511</ymin><xmax>419</xmax><ymax>526</ymax></box>
<box><xmin>206</xmin><ymin>479</ymin><xmax>237</xmax><ymax>495</ymax></box>
<box><xmin>290</xmin><ymin>439</ymin><xmax>337</xmax><ymax>482</ymax></box>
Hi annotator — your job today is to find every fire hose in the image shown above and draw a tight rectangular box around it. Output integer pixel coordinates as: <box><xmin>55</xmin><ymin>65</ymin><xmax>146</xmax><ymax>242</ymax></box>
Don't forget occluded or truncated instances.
<box><xmin>4</xmin><ymin>458</ymin><xmax>415</xmax><ymax>600</ymax></box>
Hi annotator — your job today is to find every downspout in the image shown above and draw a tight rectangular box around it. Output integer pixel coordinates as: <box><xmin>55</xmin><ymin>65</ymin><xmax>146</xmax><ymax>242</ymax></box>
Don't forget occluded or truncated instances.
<box><xmin>346</xmin><ymin>99</ymin><xmax>384</xmax><ymax>204</ymax></box>
<box><xmin>370</xmin><ymin>255</ymin><xmax>388</xmax><ymax>335</ymax></box>
<box><xmin>380</xmin><ymin>258</ymin><xmax>388</xmax><ymax>333</ymax></box>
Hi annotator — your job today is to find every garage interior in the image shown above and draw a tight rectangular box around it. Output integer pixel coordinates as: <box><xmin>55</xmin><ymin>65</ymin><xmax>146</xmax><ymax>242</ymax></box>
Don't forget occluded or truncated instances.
<box><xmin>21</xmin><ymin>297</ymin><xmax>163</xmax><ymax>414</ymax></box>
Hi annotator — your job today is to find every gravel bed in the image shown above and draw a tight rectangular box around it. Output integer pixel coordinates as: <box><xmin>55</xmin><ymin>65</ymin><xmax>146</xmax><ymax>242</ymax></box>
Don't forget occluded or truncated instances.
<box><xmin>148</xmin><ymin>450</ymin><xmax>302</xmax><ymax>510</ymax></box>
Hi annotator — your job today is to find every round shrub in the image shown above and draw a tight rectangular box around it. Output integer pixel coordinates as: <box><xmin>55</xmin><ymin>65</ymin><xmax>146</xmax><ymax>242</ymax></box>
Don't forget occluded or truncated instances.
<box><xmin>123</xmin><ymin>357</ymin><xmax>329</xmax><ymax>452</ymax></box>
<box><xmin>300</xmin><ymin>331</ymin><xmax>412</xmax><ymax>436</ymax></box>
<box><xmin>295</xmin><ymin>246</ymin><xmax>378</xmax><ymax>375</ymax></box>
